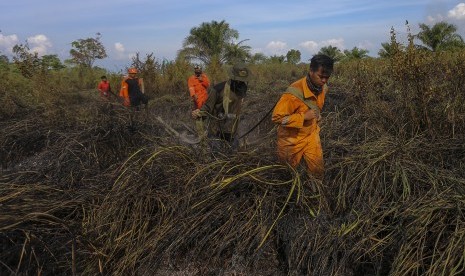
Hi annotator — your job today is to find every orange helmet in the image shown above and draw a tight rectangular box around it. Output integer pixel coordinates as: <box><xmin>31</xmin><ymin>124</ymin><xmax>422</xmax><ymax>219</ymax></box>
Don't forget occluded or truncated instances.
<box><xmin>128</xmin><ymin>68</ymin><xmax>138</xmax><ymax>74</ymax></box>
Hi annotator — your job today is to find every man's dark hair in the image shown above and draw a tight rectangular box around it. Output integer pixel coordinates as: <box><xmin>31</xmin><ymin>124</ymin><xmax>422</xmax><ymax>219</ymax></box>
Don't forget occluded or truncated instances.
<box><xmin>309</xmin><ymin>54</ymin><xmax>334</xmax><ymax>75</ymax></box>
<box><xmin>101</xmin><ymin>75</ymin><xmax>107</xmax><ymax>79</ymax></box>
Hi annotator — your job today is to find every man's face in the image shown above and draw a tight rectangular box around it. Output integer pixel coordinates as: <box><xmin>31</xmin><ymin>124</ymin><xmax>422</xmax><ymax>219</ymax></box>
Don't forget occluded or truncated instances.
<box><xmin>129</xmin><ymin>73</ymin><xmax>136</xmax><ymax>78</ymax></box>
<box><xmin>309</xmin><ymin>66</ymin><xmax>331</xmax><ymax>87</ymax></box>
<box><xmin>194</xmin><ymin>69</ymin><xmax>201</xmax><ymax>76</ymax></box>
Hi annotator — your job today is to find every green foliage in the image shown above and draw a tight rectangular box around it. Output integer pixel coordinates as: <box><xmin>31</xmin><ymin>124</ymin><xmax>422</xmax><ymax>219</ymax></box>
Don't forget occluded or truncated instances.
<box><xmin>0</xmin><ymin>54</ymin><xmax>9</xmax><ymax>72</ymax></box>
<box><xmin>224</xmin><ymin>39</ymin><xmax>252</xmax><ymax>63</ymax></box>
<box><xmin>69</xmin><ymin>33</ymin><xmax>107</xmax><ymax>67</ymax></box>
<box><xmin>0</xmin><ymin>64</ymin><xmax>33</xmax><ymax>119</ymax></box>
<box><xmin>12</xmin><ymin>45</ymin><xmax>65</xmax><ymax>78</ymax></box>
<box><xmin>335</xmin><ymin>37</ymin><xmax>465</xmax><ymax>138</ymax></box>
<box><xmin>249</xmin><ymin>52</ymin><xmax>268</xmax><ymax>64</ymax></box>
<box><xmin>128</xmin><ymin>52</ymin><xmax>194</xmax><ymax>97</ymax></box>
<box><xmin>130</xmin><ymin>52</ymin><xmax>161</xmax><ymax>97</ymax></box>
<box><xmin>161</xmin><ymin>57</ymin><xmax>191</xmax><ymax>95</ymax></box>
<box><xmin>250</xmin><ymin>62</ymin><xmax>307</xmax><ymax>94</ymax></box>
<box><xmin>286</xmin><ymin>49</ymin><xmax>301</xmax><ymax>64</ymax></box>
<box><xmin>318</xmin><ymin>45</ymin><xmax>345</xmax><ymax>62</ymax></box>
<box><xmin>179</xmin><ymin>20</ymin><xmax>251</xmax><ymax>67</ymax></box>
<box><xmin>0</xmin><ymin>56</ymin><xmax>118</xmax><ymax>120</ymax></box>
<box><xmin>343</xmin><ymin>47</ymin><xmax>369</xmax><ymax>60</ymax></box>
<box><xmin>378</xmin><ymin>42</ymin><xmax>404</xmax><ymax>58</ymax></box>
<box><xmin>267</xmin><ymin>55</ymin><xmax>286</xmax><ymax>64</ymax></box>
<box><xmin>12</xmin><ymin>43</ymin><xmax>42</xmax><ymax>78</ymax></box>
<box><xmin>0</xmin><ymin>54</ymin><xmax>9</xmax><ymax>64</ymax></box>
<box><xmin>2</xmin><ymin>28</ymin><xmax>465</xmax><ymax>275</ymax></box>
<box><xmin>416</xmin><ymin>21</ymin><xmax>465</xmax><ymax>51</ymax></box>
<box><xmin>41</xmin><ymin>54</ymin><xmax>65</xmax><ymax>70</ymax></box>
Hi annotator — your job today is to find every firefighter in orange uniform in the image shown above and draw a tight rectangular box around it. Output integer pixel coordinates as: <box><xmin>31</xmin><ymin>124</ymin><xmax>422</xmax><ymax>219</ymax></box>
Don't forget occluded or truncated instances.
<box><xmin>192</xmin><ymin>62</ymin><xmax>249</xmax><ymax>151</ymax></box>
<box><xmin>272</xmin><ymin>54</ymin><xmax>334</xmax><ymax>178</ymax></box>
<box><xmin>119</xmin><ymin>68</ymin><xmax>148</xmax><ymax>109</ymax></box>
<box><xmin>188</xmin><ymin>65</ymin><xmax>210</xmax><ymax>139</ymax></box>
<box><xmin>188</xmin><ymin>65</ymin><xmax>210</xmax><ymax>109</ymax></box>
<box><xmin>97</xmin><ymin>75</ymin><xmax>111</xmax><ymax>100</ymax></box>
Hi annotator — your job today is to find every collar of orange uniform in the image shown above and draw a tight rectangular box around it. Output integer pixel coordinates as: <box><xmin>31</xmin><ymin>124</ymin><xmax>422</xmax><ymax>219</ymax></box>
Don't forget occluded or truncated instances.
<box><xmin>302</xmin><ymin>77</ymin><xmax>318</xmax><ymax>100</ymax></box>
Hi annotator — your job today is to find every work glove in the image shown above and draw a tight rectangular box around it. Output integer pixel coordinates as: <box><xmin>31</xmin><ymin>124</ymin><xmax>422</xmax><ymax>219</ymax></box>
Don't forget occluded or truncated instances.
<box><xmin>192</xmin><ymin>109</ymin><xmax>201</xmax><ymax>119</ymax></box>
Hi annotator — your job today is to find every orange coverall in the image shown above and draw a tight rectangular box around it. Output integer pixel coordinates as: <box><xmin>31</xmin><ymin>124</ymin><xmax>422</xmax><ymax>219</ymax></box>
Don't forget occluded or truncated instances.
<box><xmin>188</xmin><ymin>73</ymin><xmax>210</xmax><ymax>109</ymax></box>
<box><xmin>272</xmin><ymin>77</ymin><xmax>326</xmax><ymax>177</ymax></box>
<box><xmin>97</xmin><ymin>80</ymin><xmax>111</xmax><ymax>98</ymax></box>
<box><xmin>119</xmin><ymin>77</ymin><xmax>144</xmax><ymax>107</ymax></box>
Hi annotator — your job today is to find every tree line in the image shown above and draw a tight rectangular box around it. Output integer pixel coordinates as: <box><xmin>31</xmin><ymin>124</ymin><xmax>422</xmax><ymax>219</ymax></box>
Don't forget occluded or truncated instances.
<box><xmin>1</xmin><ymin>20</ymin><xmax>464</xmax><ymax>78</ymax></box>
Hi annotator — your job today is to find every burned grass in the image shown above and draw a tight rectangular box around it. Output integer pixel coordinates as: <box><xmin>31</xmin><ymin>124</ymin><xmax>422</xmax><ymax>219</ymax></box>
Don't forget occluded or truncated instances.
<box><xmin>2</xmin><ymin>54</ymin><xmax>465</xmax><ymax>275</ymax></box>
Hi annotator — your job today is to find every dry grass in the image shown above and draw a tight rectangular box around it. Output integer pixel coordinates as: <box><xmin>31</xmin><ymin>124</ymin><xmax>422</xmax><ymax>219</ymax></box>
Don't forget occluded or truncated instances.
<box><xmin>1</xmin><ymin>49</ymin><xmax>465</xmax><ymax>275</ymax></box>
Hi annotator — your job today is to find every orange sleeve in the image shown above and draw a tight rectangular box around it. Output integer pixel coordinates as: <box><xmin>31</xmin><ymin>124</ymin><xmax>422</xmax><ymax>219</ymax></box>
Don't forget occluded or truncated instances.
<box><xmin>119</xmin><ymin>79</ymin><xmax>127</xmax><ymax>97</ymax></box>
<box><xmin>187</xmin><ymin>76</ymin><xmax>196</xmax><ymax>97</ymax></box>
<box><xmin>119</xmin><ymin>78</ymin><xmax>130</xmax><ymax>106</ymax></box>
<box><xmin>201</xmin><ymin>74</ymin><xmax>210</xmax><ymax>89</ymax></box>
<box><xmin>272</xmin><ymin>94</ymin><xmax>306</xmax><ymax>128</ymax></box>
<box><xmin>97</xmin><ymin>81</ymin><xmax>103</xmax><ymax>91</ymax></box>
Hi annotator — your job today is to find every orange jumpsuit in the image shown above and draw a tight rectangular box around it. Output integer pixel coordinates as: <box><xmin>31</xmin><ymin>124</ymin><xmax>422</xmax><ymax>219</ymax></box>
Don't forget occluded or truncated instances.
<box><xmin>119</xmin><ymin>77</ymin><xmax>144</xmax><ymax>107</ymax></box>
<box><xmin>271</xmin><ymin>77</ymin><xmax>327</xmax><ymax>177</ymax></box>
<box><xmin>188</xmin><ymin>73</ymin><xmax>210</xmax><ymax>109</ymax></box>
<box><xmin>97</xmin><ymin>80</ymin><xmax>111</xmax><ymax>99</ymax></box>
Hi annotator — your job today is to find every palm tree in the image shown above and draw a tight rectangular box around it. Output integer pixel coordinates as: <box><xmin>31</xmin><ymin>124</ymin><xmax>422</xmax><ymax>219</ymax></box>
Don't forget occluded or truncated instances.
<box><xmin>416</xmin><ymin>21</ymin><xmax>465</xmax><ymax>51</ymax></box>
<box><xmin>318</xmin><ymin>45</ymin><xmax>344</xmax><ymax>62</ymax></box>
<box><xmin>224</xmin><ymin>39</ymin><xmax>252</xmax><ymax>63</ymax></box>
<box><xmin>250</xmin><ymin>52</ymin><xmax>268</xmax><ymax>64</ymax></box>
<box><xmin>178</xmin><ymin>20</ymin><xmax>251</xmax><ymax>66</ymax></box>
<box><xmin>378</xmin><ymin>41</ymin><xmax>405</xmax><ymax>58</ymax></box>
<box><xmin>268</xmin><ymin>55</ymin><xmax>286</xmax><ymax>64</ymax></box>
<box><xmin>343</xmin><ymin>47</ymin><xmax>369</xmax><ymax>60</ymax></box>
<box><xmin>286</xmin><ymin>49</ymin><xmax>301</xmax><ymax>64</ymax></box>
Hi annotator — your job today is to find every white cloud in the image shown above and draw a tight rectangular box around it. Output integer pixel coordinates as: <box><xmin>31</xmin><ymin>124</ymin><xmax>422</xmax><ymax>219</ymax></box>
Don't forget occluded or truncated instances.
<box><xmin>251</xmin><ymin>47</ymin><xmax>263</xmax><ymax>55</ymax></box>
<box><xmin>299</xmin><ymin>41</ymin><xmax>319</xmax><ymax>54</ymax></box>
<box><xmin>114</xmin><ymin>42</ymin><xmax>128</xmax><ymax>60</ymax></box>
<box><xmin>427</xmin><ymin>14</ymin><xmax>445</xmax><ymax>23</ymax></box>
<box><xmin>320</xmin><ymin>38</ymin><xmax>345</xmax><ymax>50</ymax></box>
<box><xmin>448</xmin><ymin>3</ymin><xmax>465</xmax><ymax>20</ymax></box>
<box><xmin>265</xmin><ymin>41</ymin><xmax>287</xmax><ymax>55</ymax></box>
<box><xmin>27</xmin><ymin>34</ymin><xmax>52</xmax><ymax>56</ymax></box>
<box><xmin>298</xmin><ymin>38</ymin><xmax>346</xmax><ymax>55</ymax></box>
<box><xmin>0</xmin><ymin>33</ymin><xmax>19</xmax><ymax>54</ymax></box>
<box><xmin>128</xmin><ymin>52</ymin><xmax>137</xmax><ymax>60</ymax></box>
<box><xmin>427</xmin><ymin>3</ymin><xmax>465</xmax><ymax>23</ymax></box>
<box><xmin>357</xmin><ymin>40</ymin><xmax>373</xmax><ymax>50</ymax></box>
<box><xmin>115</xmin><ymin>42</ymin><xmax>125</xmax><ymax>53</ymax></box>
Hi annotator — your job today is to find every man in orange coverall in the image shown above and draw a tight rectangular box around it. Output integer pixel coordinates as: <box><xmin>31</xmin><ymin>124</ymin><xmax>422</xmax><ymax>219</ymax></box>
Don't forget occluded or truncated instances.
<box><xmin>188</xmin><ymin>65</ymin><xmax>210</xmax><ymax>139</ymax></box>
<box><xmin>272</xmin><ymin>54</ymin><xmax>334</xmax><ymax>178</ymax></box>
<box><xmin>188</xmin><ymin>65</ymin><xmax>210</xmax><ymax>109</ymax></box>
<box><xmin>97</xmin><ymin>75</ymin><xmax>111</xmax><ymax>100</ymax></box>
<box><xmin>119</xmin><ymin>68</ymin><xmax>148</xmax><ymax>110</ymax></box>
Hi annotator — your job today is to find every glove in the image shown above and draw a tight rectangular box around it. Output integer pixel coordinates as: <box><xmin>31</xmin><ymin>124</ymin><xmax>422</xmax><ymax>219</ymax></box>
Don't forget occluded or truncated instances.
<box><xmin>191</xmin><ymin>109</ymin><xmax>201</xmax><ymax>119</ymax></box>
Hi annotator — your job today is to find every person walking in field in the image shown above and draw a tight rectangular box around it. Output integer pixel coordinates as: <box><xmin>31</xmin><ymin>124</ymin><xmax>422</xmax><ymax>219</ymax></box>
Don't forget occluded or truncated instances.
<box><xmin>272</xmin><ymin>54</ymin><xmax>334</xmax><ymax>179</ymax></box>
<box><xmin>191</xmin><ymin>62</ymin><xmax>250</xmax><ymax>152</ymax></box>
<box><xmin>97</xmin><ymin>75</ymin><xmax>112</xmax><ymax>100</ymax></box>
<box><xmin>188</xmin><ymin>65</ymin><xmax>210</xmax><ymax>139</ymax></box>
<box><xmin>188</xmin><ymin>65</ymin><xmax>210</xmax><ymax>109</ymax></box>
<box><xmin>119</xmin><ymin>67</ymin><xmax>148</xmax><ymax>110</ymax></box>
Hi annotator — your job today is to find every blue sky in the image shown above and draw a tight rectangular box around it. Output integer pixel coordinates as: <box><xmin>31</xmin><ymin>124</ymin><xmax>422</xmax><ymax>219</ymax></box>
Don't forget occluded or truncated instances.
<box><xmin>1</xmin><ymin>0</ymin><xmax>464</xmax><ymax>71</ymax></box>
